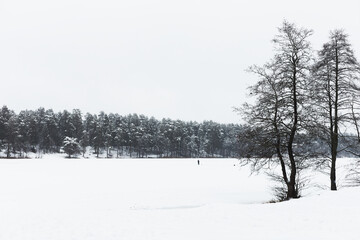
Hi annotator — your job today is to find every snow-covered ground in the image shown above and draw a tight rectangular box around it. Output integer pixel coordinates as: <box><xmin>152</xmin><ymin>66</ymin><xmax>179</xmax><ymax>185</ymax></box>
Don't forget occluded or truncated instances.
<box><xmin>0</xmin><ymin>157</ymin><xmax>359</xmax><ymax>239</ymax></box>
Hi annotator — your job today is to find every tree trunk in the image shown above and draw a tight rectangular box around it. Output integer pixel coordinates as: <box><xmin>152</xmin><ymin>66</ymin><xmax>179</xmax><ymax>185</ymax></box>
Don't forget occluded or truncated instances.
<box><xmin>287</xmin><ymin>182</ymin><xmax>297</xmax><ymax>199</ymax></box>
<box><xmin>287</xmin><ymin>64</ymin><xmax>299</xmax><ymax>199</ymax></box>
<box><xmin>7</xmin><ymin>143</ymin><xmax>11</xmax><ymax>158</ymax></box>
<box><xmin>330</xmin><ymin>45</ymin><xmax>339</xmax><ymax>191</ymax></box>
<box><xmin>330</xmin><ymin>154</ymin><xmax>337</xmax><ymax>190</ymax></box>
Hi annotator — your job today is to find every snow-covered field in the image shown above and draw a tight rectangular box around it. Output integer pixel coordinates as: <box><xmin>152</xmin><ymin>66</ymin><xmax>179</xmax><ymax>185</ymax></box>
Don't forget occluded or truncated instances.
<box><xmin>0</xmin><ymin>157</ymin><xmax>359</xmax><ymax>239</ymax></box>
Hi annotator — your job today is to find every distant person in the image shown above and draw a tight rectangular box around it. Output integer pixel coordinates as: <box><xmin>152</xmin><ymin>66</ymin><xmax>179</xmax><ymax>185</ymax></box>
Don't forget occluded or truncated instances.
<box><xmin>197</xmin><ymin>159</ymin><xmax>200</xmax><ymax>165</ymax></box>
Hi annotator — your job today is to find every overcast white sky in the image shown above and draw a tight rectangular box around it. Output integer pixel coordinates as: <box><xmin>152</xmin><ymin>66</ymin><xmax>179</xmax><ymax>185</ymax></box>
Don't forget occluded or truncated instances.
<box><xmin>0</xmin><ymin>0</ymin><xmax>359</xmax><ymax>123</ymax></box>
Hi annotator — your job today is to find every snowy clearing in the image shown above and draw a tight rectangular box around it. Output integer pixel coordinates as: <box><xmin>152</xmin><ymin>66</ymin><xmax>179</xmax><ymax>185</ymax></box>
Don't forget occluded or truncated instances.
<box><xmin>0</xmin><ymin>157</ymin><xmax>359</xmax><ymax>239</ymax></box>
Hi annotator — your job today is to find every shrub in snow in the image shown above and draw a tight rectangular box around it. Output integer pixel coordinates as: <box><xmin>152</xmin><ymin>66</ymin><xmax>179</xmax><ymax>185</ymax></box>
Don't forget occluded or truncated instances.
<box><xmin>63</xmin><ymin>137</ymin><xmax>81</xmax><ymax>158</ymax></box>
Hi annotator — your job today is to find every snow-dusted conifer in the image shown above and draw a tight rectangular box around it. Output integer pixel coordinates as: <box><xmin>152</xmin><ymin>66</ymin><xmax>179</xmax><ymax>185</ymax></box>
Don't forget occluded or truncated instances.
<box><xmin>63</xmin><ymin>136</ymin><xmax>81</xmax><ymax>158</ymax></box>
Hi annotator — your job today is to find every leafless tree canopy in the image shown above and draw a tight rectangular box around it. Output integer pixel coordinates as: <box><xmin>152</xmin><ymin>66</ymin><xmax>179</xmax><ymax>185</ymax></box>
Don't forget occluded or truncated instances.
<box><xmin>237</xmin><ymin>21</ymin><xmax>360</xmax><ymax>200</ymax></box>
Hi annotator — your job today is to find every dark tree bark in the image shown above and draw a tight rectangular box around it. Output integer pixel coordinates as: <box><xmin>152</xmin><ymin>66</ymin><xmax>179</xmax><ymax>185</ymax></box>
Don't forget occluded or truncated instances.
<box><xmin>237</xmin><ymin>21</ymin><xmax>313</xmax><ymax>200</ymax></box>
<box><xmin>313</xmin><ymin>30</ymin><xmax>360</xmax><ymax>190</ymax></box>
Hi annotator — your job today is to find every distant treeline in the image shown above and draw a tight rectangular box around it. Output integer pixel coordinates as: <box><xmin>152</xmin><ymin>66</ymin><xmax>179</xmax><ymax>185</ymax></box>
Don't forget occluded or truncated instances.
<box><xmin>0</xmin><ymin>106</ymin><xmax>242</xmax><ymax>158</ymax></box>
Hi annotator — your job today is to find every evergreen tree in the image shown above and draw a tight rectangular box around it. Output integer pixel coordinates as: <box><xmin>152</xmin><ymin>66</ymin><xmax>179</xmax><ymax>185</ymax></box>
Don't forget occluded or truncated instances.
<box><xmin>63</xmin><ymin>137</ymin><xmax>81</xmax><ymax>158</ymax></box>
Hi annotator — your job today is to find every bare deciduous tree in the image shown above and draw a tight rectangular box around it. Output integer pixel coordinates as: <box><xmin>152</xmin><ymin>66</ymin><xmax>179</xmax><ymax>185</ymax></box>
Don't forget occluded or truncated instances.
<box><xmin>237</xmin><ymin>21</ymin><xmax>313</xmax><ymax>200</ymax></box>
<box><xmin>312</xmin><ymin>30</ymin><xmax>360</xmax><ymax>190</ymax></box>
